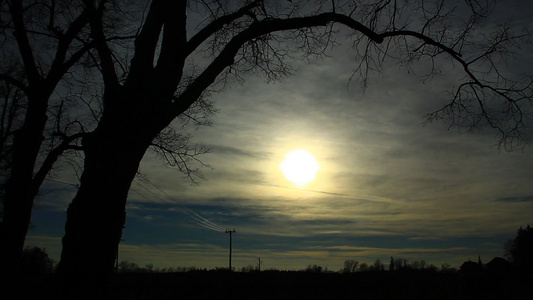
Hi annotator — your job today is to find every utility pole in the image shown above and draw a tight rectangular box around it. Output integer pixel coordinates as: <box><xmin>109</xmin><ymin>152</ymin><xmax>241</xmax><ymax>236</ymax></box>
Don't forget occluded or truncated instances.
<box><xmin>257</xmin><ymin>257</ymin><xmax>263</xmax><ymax>272</ymax></box>
<box><xmin>225</xmin><ymin>229</ymin><xmax>236</xmax><ymax>271</ymax></box>
<box><xmin>115</xmin><ymin>213</ymin><xmax>127</xmax><ymax>272</ymax></box>
<box><xmin>115</xmin><ymin>238</ymin><xmax>126</xmax><ymax>272</ymax></box>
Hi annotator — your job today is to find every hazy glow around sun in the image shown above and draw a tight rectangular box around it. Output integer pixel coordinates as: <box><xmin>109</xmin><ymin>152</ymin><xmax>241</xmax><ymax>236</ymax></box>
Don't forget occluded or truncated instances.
<box><xmin>279</xmin><ymin>150</ymin><xmax>320</xmax><ymax>187</ymax></box>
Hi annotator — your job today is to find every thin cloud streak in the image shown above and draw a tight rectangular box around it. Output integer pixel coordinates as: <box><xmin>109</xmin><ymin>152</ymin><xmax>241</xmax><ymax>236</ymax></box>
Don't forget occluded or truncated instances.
<box><xmin>496</xmin><ymin>196</ymin><xmax>533</xmax><ymax>203</ymax></box>
<box><xmin>256</xmin><ymin>181</ymin><xmax>349</xmax><ymax>197</ymax></box>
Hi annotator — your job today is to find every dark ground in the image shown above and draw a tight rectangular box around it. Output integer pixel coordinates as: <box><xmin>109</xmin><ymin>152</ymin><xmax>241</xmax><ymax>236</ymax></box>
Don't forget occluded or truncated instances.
<box><xmin>2</xmin><ymin>270</ymin><xmax>532</xmax><ymax>299</ymax></box>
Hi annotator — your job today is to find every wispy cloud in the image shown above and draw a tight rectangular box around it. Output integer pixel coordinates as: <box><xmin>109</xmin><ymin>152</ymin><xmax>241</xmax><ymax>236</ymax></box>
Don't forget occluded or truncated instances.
<box><xmin>256</xmin><ymin>182</ymin><xmax>348</xmax><ymax>197</ymax></box>
<box><xmin>408</xmin><ymin>236</ymin><xmax>447</xmax><ymax>241</ymax></box>
<box><xmin>496</xmin><ymin>196</ymin><xmax>533</xmax><ymax>203</ymax></box>
<box><xmin>209</xmin><ymin>144</ymin><xmax>271</xmax><ymax>159</ymax></box>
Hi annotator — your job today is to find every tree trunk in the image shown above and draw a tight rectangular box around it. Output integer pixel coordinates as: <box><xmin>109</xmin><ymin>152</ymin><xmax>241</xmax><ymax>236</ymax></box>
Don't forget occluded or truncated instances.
<box><xmin>0</xmin><ymin>94</ymin><xmax>48</xmax><ymax>274</ymax></box>
<box><xmin>56</xmin><ymin>96</ymin><xmax>167</xmax><ymax>280</ymax></box>
<box><xmin>57</xmin><ymin>137</ymin><xmax>146</xmax><ymax>274</ymax></box>
<box><xmin>1</xmin><ymin>180</ymin><xmax>38</xmax><ymax>273</ymax></box>
<box><xmin>55</xmin><ymin>0</ymin><xmax>182</xmax><ymax>283</ymax></box>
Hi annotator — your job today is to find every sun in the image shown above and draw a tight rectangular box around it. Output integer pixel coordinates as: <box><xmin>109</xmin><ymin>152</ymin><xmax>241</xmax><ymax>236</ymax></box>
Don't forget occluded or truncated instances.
<box><xmin>279</xmin><ymin>150</ymin><xmax>320</xmax><ymax>187</ymax></box>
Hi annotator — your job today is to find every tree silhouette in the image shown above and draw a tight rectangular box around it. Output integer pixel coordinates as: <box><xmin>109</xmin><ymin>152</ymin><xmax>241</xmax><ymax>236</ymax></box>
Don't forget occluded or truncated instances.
<box><xmin>305</xmin><ymin>264</ymin><xmax>325</xmax><ymax>273</ymax></box>
<box><xmin>0</xmin><ymin>0</ymin><xmax>209</xmax><ymax>273</ymax></box>
<box><xmin>505</xmin><ymin>225</ymin><xmax>533</xmax><ymax>271</ymax></box>
<box><xmin>35</xmin><ymin>0</ymin><xmax>531</xmax><ymax>280</ymax></box>
<box><xmin>0</xmin><ymin>1</ymin><xmax>95</xmax><ymax>273</ymax></box>
<box><xmin>20</xmin><ymin>246</ymin><xmax>55</xmax><ymax>275</ymax></box>
<box><xmin>343</xmin><ymin>259</ymin><xmax>359</xmax><ymax>273</ymax></box>
<box><xmin>370</xmin><ymin>259</ymin><xmax>384</xmax><ymax>271</ymax></box>
<box><xmin>0</xmin><ymin>80</ymin><xmax>25</xmax><ymax>224</ymax></box>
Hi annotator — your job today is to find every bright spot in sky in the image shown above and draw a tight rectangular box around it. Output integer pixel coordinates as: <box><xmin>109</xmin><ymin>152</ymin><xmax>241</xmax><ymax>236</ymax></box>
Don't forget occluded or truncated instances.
<box><xmin>279</xmin><ymin>150</ymin><xmax>320</xmax><ymax>187</ymax></box>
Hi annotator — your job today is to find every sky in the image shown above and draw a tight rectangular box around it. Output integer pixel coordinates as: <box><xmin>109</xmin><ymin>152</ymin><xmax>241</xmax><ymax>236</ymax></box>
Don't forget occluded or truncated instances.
<box><xmin>24</xmin><ymin>1</ymin><xmax>533</xmax><ymax>272</ymax></box>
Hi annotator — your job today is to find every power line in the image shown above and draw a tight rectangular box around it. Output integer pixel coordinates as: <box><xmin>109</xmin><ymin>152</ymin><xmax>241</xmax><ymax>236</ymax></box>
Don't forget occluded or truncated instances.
<box><xmin>129</xmin><ymin>187</ymin><xmax>154</xmax><ymax>202</ymax></box>
<box><xmin>184</xmin><ymin>209</ymin><xmax>225</xmax><ymax>232</ymax></box>
<box><xmin>43</xmin><ymin>178</ymin><xmax>80</xmax><ymax>188</ymax></box>
<box><xmin>133</xmin><ymin>180</ymin><xmax>173</xmax><ymax>204</ymax></box>
<box><xmin>38</xmin><ymin>174</ymin><xmax>228</xmax><ymax>234</ymax></box>
<box><xmin>133</xmin><ymin>178</ymin><xmax>227</xmax><ymax>233</ymax></box>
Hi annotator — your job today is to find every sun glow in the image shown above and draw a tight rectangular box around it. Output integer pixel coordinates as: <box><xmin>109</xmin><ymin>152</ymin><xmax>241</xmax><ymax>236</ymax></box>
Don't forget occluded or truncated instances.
<box><xmin>279</xmin><ymin>150</ymin><xmax>320</xmax><ymax>187</ymax></box>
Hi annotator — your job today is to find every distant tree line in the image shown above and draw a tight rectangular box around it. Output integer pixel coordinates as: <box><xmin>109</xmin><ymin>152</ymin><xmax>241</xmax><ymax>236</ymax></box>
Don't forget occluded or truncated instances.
<box><xmin>337</xmin><ymin>224</ymin><xmax>533</xmax><ymax>275</ymax></box>
<box><xmin>117</xmin><ymin>261</ymin><xmax>202</xmax><ymax>273</ymax></box>
<box><xmin>21</xmin><ymin>225</ymin><xmax>533</xmax><ymax>275</ymax></box>
<box><xmin>341</xmin><ymin>258</ymin><xmax>440</xmax><ymax>274</ymax></box>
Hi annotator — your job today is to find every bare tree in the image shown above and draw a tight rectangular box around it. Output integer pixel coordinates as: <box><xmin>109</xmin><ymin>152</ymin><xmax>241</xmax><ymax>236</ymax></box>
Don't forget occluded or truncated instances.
<box><xmin>0</xmin><ymin>0</ymin><xmax>214</xmax><ymax>274</ymax></box>
<box><xmin>343</xmin><ymin>259</ymin><xmax>359</xmax><ymax>273</ymax></box>
<box><xmin>0</xmin><ymin>0</ymin><xmax>94</xmax><ymax>272</ymax></box>
<box><xmin>31</xmin><ymin>0</ymin><xmax>529</xmax><ymax>282</ymax></box>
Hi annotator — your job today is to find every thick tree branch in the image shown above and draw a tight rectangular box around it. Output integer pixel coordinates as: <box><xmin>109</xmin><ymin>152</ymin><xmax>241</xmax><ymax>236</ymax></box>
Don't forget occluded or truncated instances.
<box><xmin>60</xmin><ymin>40</ymin><xmax>98</xmax><ymax>76</ymax></box>
<box><xmin>380</xmin><ymin>30</ymin><xmax>462</xmax><ymax>58</ymax></box>
<box><xmin>171</xmin><ymin>12</ymin><xmax>384</xmax><ymax>119</ymax></box>
<box><xmin>83</xmin><ymin>0</ymin><xmax>120</xmax><ymax>91</ymax></box>
<box><xmin>152</xmin><ymin>1</ymin><xmax>188</xmax><ymax>98</ymax></box>
<box><xmin>9</xmin><ymin>0</ymin><xmax>40</xmax><ymax>84</ymax></box>
<box><xmin>123</xmin><ymin>0</ymin><xmax>164</xmax><ymax>89</ymax></box>
<box><xmin>47</xmin><ymin>7</ymin><xmax>90</xmax><ymax>84</ymax></box>
<box><xmin>31</xmin><ymin>132</ymin><xmax>85</xmax><ymax>198</ymax></box>
<box><xmin>184</xmin><ymin>1</ymin><xmax>261</xmax><ymax>57</ymax></box>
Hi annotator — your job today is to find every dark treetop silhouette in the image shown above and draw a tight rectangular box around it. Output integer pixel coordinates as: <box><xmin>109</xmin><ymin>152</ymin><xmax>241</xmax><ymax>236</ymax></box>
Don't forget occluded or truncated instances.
<box><xmin>505</xmin><ymin>225</ymin><xmax>533</xmax><ymax>271</ymax></box>
<box><xmin>2</xmin><ymin>0</ymin><xmax>532</xmax><ymax>283</ymax></box>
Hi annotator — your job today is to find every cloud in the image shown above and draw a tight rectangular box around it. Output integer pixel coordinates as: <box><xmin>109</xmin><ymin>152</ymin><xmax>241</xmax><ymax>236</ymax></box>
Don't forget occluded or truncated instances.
<box><xmin>496</xmin><ymin>196</ymin><xmax>533</xmax><ymax>203</ymax></box>
<box><xmin>408</xmin><ymin>236</ymin><xmax>447</xmax><ymax>241</ymax></box>
<box><xmin>209</xmin><ymin>144</ymin><xmax>271</xmax><ymax>159</ymax></box>
<box><xmin>257</xmin><ymin>182</ymin><xmax>348</xmax><ymax>197</ymax></box>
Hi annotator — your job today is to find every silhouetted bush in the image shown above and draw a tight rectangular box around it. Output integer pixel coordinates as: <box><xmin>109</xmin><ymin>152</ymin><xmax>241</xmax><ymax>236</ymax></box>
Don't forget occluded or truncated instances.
<box><xmin>342</xmin><ymin>259</ymin><xmax>359</xmax><ymax>273</ymax></box>
<box><xmin>305</xmin><ymin>264</ymin><xmax>325</xmax><ymax>273</ymax></box>
<box><xmin>20</xmin><ymin>246</ymin><xmax>54</xmax><ymax>274</ymax></box>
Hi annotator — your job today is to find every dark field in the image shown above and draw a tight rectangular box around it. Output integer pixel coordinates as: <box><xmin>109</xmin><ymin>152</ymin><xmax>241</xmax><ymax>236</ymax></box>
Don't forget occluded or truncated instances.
<box><xmin>3</xmin><ymin>270</ymin><xmax>532</xmax><ymax>300</ymax></box>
